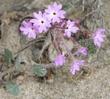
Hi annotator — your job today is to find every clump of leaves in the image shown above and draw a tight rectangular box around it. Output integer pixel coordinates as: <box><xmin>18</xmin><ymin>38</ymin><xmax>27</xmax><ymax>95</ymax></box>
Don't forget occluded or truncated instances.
<box><xmin>0</xmin><ymin>49</ymin><xmax>23</xmax><ymax>95</ymax></box>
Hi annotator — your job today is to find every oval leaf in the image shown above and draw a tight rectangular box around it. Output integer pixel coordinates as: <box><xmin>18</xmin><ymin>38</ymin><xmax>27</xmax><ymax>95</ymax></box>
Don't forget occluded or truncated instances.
<box><xmin>32</xmin><ymin>64</ymin><xmax>47</xmax><ymax>77</ymax></box>
<box><xmin>5</xmin><ymin>82</ymin><xmax>20</xmax><ymax>96</ymax></box>
<box><xmin>4</xmin><ymin>49</ymin><xmax>13</xmax><ymax>64</ymax></box>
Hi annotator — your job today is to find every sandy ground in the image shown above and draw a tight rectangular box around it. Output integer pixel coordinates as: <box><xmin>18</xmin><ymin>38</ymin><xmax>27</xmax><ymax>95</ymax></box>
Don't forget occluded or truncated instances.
<box><xmin>0</xmin><ymin>65</ymin><xmax>109</xmax><ymax>99</ymax></box>
<box><xmin>0</xmin><ymin>0</ymin><xmax>110</xmax><ymax>99</ymax></box>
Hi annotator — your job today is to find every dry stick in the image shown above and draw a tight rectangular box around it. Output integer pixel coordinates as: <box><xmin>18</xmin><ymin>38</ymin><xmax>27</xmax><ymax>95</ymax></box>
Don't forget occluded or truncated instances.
<box><xmin>14</xmin><ymin>37</ymin><xmax>44</xmax><ymax>56</ymax></box>
<box><xmin>50</xmin><ymin>30</ymin><xmax>61</xmax><ymax>54</ymax></box>
<box><xmin>38</xmin><ymin>32</ymin><xmax>52</xmax><ymax>59</ymax></box>
<box><xmin>62</xmin><ymin>38</ymin><xmax>75</xmax><ymax>60</ymax></box>
<box><xmin>0</xmin><ymin>66</ymin><xmax>16</xmax><ymax>80</ymax></box>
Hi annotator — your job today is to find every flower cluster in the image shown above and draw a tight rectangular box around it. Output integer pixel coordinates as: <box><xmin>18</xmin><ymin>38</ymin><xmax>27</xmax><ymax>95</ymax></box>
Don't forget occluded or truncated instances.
<box><xmin>19</xmin><ymin>2</ymin><xmax>106</xmax><ymax>76</ymax></box>
<box><xmin>75</xmin><ymin>47</ymin><xmax>88</xmax><ymax>56</ymax></box>
<box><xmin>20</xmin><ymin>19</ymin><xmax>37</xmax><ymax>39</ymax></box>
<box><xmin>93</xmin><ymin>28</ymin><xmax>106</xmax><ymax>48</ymax></box>
<box><xmin>64</xmin><ymin>20</ymin><xmax>79</xmax><ymax>38</ymax></box>
<box><xmin>20</xmin><ymin>2</ymin><xmax>66</xmax><ymax>39</ymax></box>
<box><xmin>70</xmin><ymin>60</ymin><xmax>85</xmax><ymax>75</ymax></box>
<box><xmin>54</xmin><ymin>53</ymin><xmax>65</xmax><ymax>67</ymax></box>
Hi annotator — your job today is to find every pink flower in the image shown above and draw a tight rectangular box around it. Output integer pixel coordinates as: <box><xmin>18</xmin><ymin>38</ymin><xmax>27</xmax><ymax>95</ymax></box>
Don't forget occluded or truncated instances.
<box><xmin>30</xmin><ymin>11</ymin><xmax>51</xmax><ymax>33</ymax></box>
<box><xmin>54</xmin><ymin>54</ymin><xmax>65</xmax><ymax>67</ymax></box>
<box><xmin>45</xmin><ymin>2</ymin><xmax>66</xmax><ymax>24</ymax></box>
<box><xmin>20</xmin><ymin>19</ymin><xmax>37</xmax><ymax>39</ymax></box>
<box><xmin>70</xmin><ymin>60</ymin><xmax>84</xmax><ymax>75</ymax></box>
<box><xmin>93</xmin><ymin>28</ymin><xmax>106</xmax><ymax>48</ymax></box>
<box><xmin>76</xmin><ymin>47</ymin><xmax>88</xmax><ymax>56</ymax></box>
<box><xmin>64</xmin><ymin>20</ymin><xmax>79</xmax><ymax>38</ymax></box>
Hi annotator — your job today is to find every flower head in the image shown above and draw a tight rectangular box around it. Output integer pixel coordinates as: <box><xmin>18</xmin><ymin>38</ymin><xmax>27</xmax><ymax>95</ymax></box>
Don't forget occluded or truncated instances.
<box><xmin>64</xmin><ymin>20</ymin><xmax>79</xmax><ymax>38</ymax></box>
<box><xmin>54</xmin><ymin>53</ymin><xmax>65</xmax><ymax>67</ymax></box>
<box><xmin>93</xmin><ymin>28</ymin><xmax>106</xmax><ymax>48</ymax></box>
<box><xmin>76</xmin><ymin>47</ymin><xmax>88</xmax><ymax>56</ymax></box>
<box><xmin>70</xmin><ymin>60</ymin><xmax>84</xmax><ymax>75</ymax></box>
<box><xmin>20</xmin><ymin>19</ymin><xmax>37</xmax><ymax>39</ymax></box>
<box><xmin>45</xmin><ymin>2</ymin><xmax>66</xmax><ymax>24</ymax></box>
<box><xmin>30</xmin><ymin>11</ymin><xmax>51</xmax><ymax>33</ymax></box>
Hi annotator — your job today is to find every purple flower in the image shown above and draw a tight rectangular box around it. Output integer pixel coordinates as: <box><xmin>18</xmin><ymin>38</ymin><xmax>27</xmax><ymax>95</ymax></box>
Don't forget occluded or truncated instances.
<box><xmin>64</xmin><ymin>20</ymin><xmax>79</xmax><ymax>38</ymax></box>
<box><xmin>20</xmin><ymin>19</ymin><xmax>37</xmax><ymax>39</ymax></box>
<box><xmin>70</xmin><ymin>60</ymin><xmax>84</xmax><ymax>75</ymax></box>
<box><xmin>76</xmin><ymin>47</ymin><xmax>88</xmax><ymax>56</ymax></box>
<box><xmin>30</xmin><ymin>11</ymin><xmax>51</xmax><ymax>33</ymax></box>
<box><xmin>93</xmin><ymin>28</ymin><xmax>106</xmax><ymax>48</ymax></box>
<box><xmin>45</xmin><ymin>2</ymin><xmax>66</xmax><ymax>24</ymax></box>
<box><xmin>54</xmin><ymin>54</ymin><xmax>65</xmax><ymax>67</ymax></box>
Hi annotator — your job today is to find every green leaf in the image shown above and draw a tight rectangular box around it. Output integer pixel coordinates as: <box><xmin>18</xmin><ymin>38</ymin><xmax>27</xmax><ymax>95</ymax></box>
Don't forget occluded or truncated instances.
<box><xmin>87</xmin><ymin>43</ymin><xmax>96</xmax><ymax>54</ymax></box>
<box><xmin>63</xmin><ymin>4</ymin><xmax>71</xmax><ymax>10</ymax></box>
<box><xmin>3</xmin><ymin>49</ymin><xmax>13</xmax><ymax>64</ymax></box>
<box><xmin>5</xmin><ymin>82</ymin><xmax>20</xmax><ymax>96</ymax></box>
<box><xmin>79</xmin><ymin>39</ymin><xmax>96</xmax><ymax>54</ymax></box>
<box><xmin>15</xmin><ymin>56</ymin><xmax>22</xmax><ymax>71</ymax></box>
<box><xmin>32</xmin><ymin>64</ymin><xmax>47</xmax><ymax>77</ymax></box>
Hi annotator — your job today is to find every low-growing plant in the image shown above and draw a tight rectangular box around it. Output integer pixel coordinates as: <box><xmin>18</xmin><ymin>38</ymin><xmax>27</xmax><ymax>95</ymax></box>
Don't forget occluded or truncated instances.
<box><xmin>19</xmin><ymin>2</ymin><xmax>106</xmax><ymax>76</ymax></box>
<box><xmin>0</xmin><ymin>2</ymin><xmax>106</xmax><ymax>96</ymax></box>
